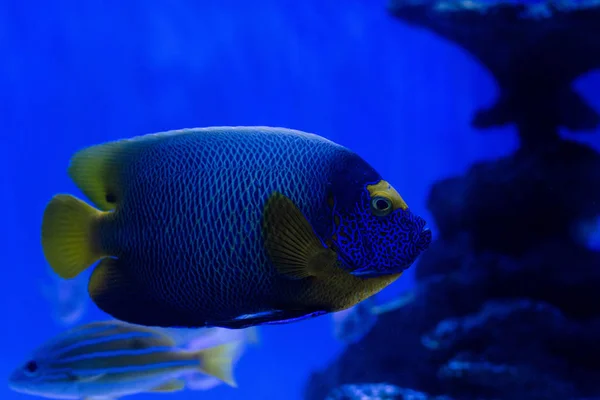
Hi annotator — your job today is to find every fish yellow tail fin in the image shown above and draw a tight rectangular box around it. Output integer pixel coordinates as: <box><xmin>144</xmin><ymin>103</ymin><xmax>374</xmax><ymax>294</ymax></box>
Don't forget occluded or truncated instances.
<box><xmin>197</xmin><ymin>341</ymin><xmax>241</xmax><ymax>388</ymax></box>
<box><xmin>41</xmin><ymin>194</ymin><xmax>106</xmax><ymax>279</ymax></box>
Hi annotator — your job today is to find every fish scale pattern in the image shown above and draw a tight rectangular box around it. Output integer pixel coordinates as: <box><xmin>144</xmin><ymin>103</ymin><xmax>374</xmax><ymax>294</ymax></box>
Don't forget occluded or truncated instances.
<box><xmin>103</xmin><ymin>127</ymin><xmax>375</xmax><ymax>321</ymax></box>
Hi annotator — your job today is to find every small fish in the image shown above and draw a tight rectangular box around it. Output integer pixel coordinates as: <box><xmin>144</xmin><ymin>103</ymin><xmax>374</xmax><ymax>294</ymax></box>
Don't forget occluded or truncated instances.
<box><xmin>8</xmin><ymin>320</ymin><xmax>239</xmax><ymax>399</ymax></box>
<box><xmin>40</xmin><ymin>267</ymin><xmax>89</xmax><ymax>327</ymax></box>
<box><xmin>332</xmin><ymin>291</ymin><xmax>415</xmax><ymax>344</ymax></box>
<box><xmin>41</xmin><ymin>126</ymin><xmax>431</xmax><ymax>329</ymax></box>
<box><xmin>160</xmin><ymin>326</ymin><xmax>259</xmax><ymax>391</ymax></box>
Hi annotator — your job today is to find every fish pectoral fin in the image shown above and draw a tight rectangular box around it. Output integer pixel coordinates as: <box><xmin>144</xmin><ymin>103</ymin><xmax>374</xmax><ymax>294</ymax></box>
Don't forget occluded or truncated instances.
<box><xmin>150</xmin><ymin>379</ymin><xmax>185</xmax><ymax>393</ymax></box>
<box><xmin>262</xmin><ymin>192</ymin><xmax>338</xmax><ymax>280</ymax></box>
<box><xmin>69</xmin><ymin>131</ymin><xmax>188</xmax><ymax>212</ymax></box>
<box><xmin>88</xmin><ymin>258</ymin><xmax>194</xmax><ymax>328</ymax></box>
<box><xmin>207</xmin><ymin>309</ymin><xmax>328</xmax><ymax>329</ymax></box>
<box><xmin>42</xmin><ymin>194</ymin><xmax>108</xmax><ymax>279</ymax></box>
<box><xmin>195</xmin><ymin>342</ymin><xmax>241</xmax><ymax>388</ymax></box>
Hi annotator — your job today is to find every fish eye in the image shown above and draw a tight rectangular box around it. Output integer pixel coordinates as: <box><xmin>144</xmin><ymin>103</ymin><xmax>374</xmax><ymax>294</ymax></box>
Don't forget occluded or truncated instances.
<box><xmin>370</xmin><ymin>196</ymin><xmax>392</xmax><ymax>217</ymax></box>
<box><xmin>23</xmin><ymin>360</ymin><xmax>38</xmax><ymax>376</ymax></box>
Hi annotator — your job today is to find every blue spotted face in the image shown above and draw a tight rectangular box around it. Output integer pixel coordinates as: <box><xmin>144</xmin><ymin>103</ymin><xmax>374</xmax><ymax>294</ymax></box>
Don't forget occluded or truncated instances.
<box><xmin>330</xmin><ymin>180</ymin><xmax>432</xmax><ymax>277</ymax></box>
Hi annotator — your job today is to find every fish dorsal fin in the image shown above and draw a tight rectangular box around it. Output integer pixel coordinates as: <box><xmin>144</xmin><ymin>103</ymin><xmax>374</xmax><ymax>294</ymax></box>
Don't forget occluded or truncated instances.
<box><xmin>68</xmin><ymin>140</ymin><xmax>127</xmax><ymax>212</ymax></box>
<box><xmin>262</xmin><ymin>192</ymin><xmax>337</xmax><ymax>279</ymax></box>
<box><xmin>150</xmin><ymin>379</ymin><xmax>185</xmax><ymax>392</ymax></box>
<box><xmin>67</xmin><ymin>129</ymin><xmax>204</xmax><ymax>212</ymax></box>
<box><xmin>81</xmin><ymin>320</ymin><xmax>177</xmax><ymax>345</ymax></box>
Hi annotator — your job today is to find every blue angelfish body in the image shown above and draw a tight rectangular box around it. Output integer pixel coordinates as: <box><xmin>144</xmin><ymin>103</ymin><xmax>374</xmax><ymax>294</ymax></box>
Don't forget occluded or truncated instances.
<box><xmin>41</xmin><ymin>126</ymin><xmax>431</xmax><ymax>329</ymax></box>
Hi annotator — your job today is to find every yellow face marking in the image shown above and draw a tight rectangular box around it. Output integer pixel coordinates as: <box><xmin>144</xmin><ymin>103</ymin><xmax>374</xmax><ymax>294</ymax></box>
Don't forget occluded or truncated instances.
<box><xmin>366</xmin><ymin>180</ymin><xmax>408</xmax><ymax>211</ymax></box>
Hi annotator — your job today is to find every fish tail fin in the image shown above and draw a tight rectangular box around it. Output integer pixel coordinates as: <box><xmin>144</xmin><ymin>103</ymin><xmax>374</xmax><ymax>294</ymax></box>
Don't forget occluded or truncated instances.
<box><xmin>196</xmin><ymin>342</ymin><xmax>241</xmax><ymax>388</ymax></box>
<box><xmin>42</xmin><ymin>194</ymin><xmax>108</xmax><ymax>279</ymax></box>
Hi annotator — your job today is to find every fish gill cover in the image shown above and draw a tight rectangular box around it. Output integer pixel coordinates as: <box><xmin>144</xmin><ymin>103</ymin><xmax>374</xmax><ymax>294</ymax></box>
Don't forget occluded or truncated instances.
<box><xmin>305</xmin><ymin>0</ymin><xmax>600</xmax><ymax>399</ymax></box>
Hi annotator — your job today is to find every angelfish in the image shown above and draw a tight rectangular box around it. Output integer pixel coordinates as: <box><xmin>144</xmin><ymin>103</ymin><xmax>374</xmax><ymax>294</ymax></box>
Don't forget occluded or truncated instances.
<box><xmin>41</xmin><ymin>126</ymin><xmax>432</xmax><ymax>329</ymax></box>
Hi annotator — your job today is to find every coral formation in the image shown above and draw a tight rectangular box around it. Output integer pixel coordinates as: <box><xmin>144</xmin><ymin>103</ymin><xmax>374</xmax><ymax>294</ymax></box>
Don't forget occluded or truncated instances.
<box><xmin>304</xmin><ymin>1</ymin><xmax>600</xmax><ymax>399</ymax></box>
<box><xmin>325</xmin><ymin>383</ymin><xmax>452</xmax><ymax>400</ymax></box>
<box><xmin>388</xmin><ymin>0</ymin><xmax>600</xmax><ymax>148</ymax></box>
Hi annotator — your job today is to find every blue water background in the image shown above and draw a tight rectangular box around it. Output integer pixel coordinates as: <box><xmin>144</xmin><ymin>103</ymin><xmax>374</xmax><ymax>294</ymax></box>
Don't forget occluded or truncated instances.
<box><xmin>2</xmin><ymin>0</ymin><xmax>599</xmax><ymax>399</ymax></box>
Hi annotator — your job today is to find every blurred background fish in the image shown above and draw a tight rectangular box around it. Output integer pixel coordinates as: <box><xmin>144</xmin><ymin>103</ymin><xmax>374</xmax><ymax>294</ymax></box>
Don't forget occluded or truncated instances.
<box><xmin>160</xmin><ymin>326</ymin><xmax>260</xmax><ymax>391</ymax></box>
<box><xmin>332</xmin><ymin>291</ymin><xmax>415</xmax><ymax>345</ymax></box>
<box><xmin>8</xmin><ymin>320</ymin><xmax>240</xmax><ymax>399</ymax></box>
<box><xmin>39</xmin><ymin>266</ymin><xmax>89</xmax><ymax>327</ymax></box>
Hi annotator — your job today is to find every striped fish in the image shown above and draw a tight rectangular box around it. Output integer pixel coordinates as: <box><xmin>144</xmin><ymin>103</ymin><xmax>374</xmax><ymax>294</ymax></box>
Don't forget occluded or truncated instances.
<box><xmin>8</xmin><ymin>320</ymin><xmax>239</xmax><ymax>399</ymax></box>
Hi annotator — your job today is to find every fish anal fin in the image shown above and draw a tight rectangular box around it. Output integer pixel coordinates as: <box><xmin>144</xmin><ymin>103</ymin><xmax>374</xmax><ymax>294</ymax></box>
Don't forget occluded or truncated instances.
<box><xmin>87</xmin><ymin>258</ymin><xmax>196</xmax><ymax>328</ymax></box>
<box><xmin>262</xmin><ymin>192</ymin><xmax>337</xmax><ymax>280</ymax></box>
<box><xmin>69</xmin><ymin>141</ymin><xmax>127</xmax><ymax>212</ymax></box>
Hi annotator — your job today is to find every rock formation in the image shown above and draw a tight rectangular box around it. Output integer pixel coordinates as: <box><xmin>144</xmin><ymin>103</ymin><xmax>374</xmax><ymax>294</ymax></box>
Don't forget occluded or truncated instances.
<box><xmin>305</xmin><ymin>1</ymin><xmax>600</xmax><ymax>399</ymax></box>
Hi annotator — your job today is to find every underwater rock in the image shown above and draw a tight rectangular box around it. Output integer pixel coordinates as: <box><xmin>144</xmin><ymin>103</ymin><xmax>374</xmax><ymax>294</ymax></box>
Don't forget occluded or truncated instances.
<box><xmin>421</xmin><ymin>299</ymin><xmax>568</xmax><ymax>353</ymax></box>
<box><xmin>306</xmin><ymin>155</ymin><xmax>600</xmax><ymax>399</ymax></box>
<box><xmin>304</xmin><ymin>300</ymin><xmax>441</xmax><ymax>400</ymax></box>
<box><xmin>388</xmin><ymin>0</ymin><xmax>600</xmax><ymax>148</ymax></box>
<box><xmin>437</xmin><ymin>357</ymin><xmax>575</xmax><ymax>400</ymax></box>
<box><xmin>423</xmin><ymin>300</ymin><xmax>597</xmax><ymax>398</ymax></box>
<box><xmin>303</xmin><ymin>1</ymin><xmax>600</xmax><ymax>399</ymax></box>
<box><xmin>425</xmin><ymin>140</ymin><xmax>600</xmax><ymax>257</ymax></box>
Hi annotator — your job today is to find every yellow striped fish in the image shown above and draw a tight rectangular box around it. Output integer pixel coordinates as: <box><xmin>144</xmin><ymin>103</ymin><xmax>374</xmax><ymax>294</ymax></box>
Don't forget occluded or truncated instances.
<box><xmin>8</xmin><ymin>320</ymin><xmax>240</xmax><ymax>399</ymax></box>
